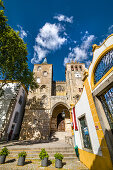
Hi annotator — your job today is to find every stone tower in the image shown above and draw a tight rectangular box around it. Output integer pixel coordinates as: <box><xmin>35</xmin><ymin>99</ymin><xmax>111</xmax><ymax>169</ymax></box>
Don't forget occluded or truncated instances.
<box><xmin>65</xmin><ymin>61</ymin><xmax>85</xmax><ymax>104</ymax></box>
<box><xmin>19</xmin><ymin>59</ymin><xmax>85</xmax><ymax>142</ymax></box>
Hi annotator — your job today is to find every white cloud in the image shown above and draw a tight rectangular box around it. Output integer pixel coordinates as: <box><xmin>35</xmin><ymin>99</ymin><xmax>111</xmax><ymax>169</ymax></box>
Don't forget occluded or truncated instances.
<box><xmin>31</xmin><ymin>23</ymin><xmax>67</xmax><ymax>64</ymax></box>
<box><xmin>54</xmin><ymin>14</ymin><xmax>73</xmax><ymax>23</ymax></box>
<box><xmin>99</xmin><ymin>25</ymin><xmax>113</xmax><ymax>45</ymax></box>
<box><xmin>108</xmin><ymin>25</ymin><xmax>113</xmax><ymax>33</ymax></box>
<box><xmin>85</xmin><ymin>60</ymin><xmax>91</xmax><ymax>68</ymax></box>
<box><xmin>31</xmin><ymin>46</ymin><xmax>49</xmax><ymax>63</ymax></box>
<box><xmin>17</xmin><ymin>25</ymin><xmax>27</xmax><ymax>39</ymax></box>
<box><xmin>64</xmin><ymin>32</ymin><xmax>95</xmax><ymax>65</ymax></box>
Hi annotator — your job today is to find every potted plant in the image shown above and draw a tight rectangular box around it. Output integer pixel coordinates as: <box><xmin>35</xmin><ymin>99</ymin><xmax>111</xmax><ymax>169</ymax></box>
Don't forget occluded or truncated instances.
<box><xmin>39</xmin><ymin>148</ymin><xmax>49</xmax><ymax>167</ymax></box>
<box><xmin>54</xmin><ymin>152</ymin><xmax>64</xmax><ymax>168</ymax></box>
<box><xmin>17</xmin><ymin>151</ymin><xmax>27</xmax><ymax>166</ymax></box>
<box><xmin>0</xmin><ymin>147</ymin><xmax>10</xmax><ymax>164</ymax></box>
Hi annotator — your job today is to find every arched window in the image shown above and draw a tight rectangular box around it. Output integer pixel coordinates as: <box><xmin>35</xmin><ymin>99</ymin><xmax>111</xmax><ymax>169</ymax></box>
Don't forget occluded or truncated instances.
<box><xmin>79</xmin><ymin>65</ymin><xmax>82</xmax><ymax>71</ymax></box>
<box><xmin>43</xmin><ymin>71</ymin><xmax>48</xmax><ymax>76</ymax></box>
<box><xmin>94</xmin><ymin>49</ymin><xmax>113</xmax><ymax>84</ymax></box>
<box><xmin>41</xmin><ymin>95</ymin><xmax>47</xmax><ymax>100</ymax></box>
<box><xmin>37</xmin><ymin>66</ymin><xmax>41</xmax><ymax>71</ymax></box>
<box><xmin>40</xmin><ymin>85</ymin><xmax>46</xmax><ymax>92</ymax></box>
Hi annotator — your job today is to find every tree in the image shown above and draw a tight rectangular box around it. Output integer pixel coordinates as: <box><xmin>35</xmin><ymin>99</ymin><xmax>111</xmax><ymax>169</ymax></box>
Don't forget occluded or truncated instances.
<box><xmin>0</xmin><ymin>0</ymin><xmax>38</xmax><ymax>93</ymax></box>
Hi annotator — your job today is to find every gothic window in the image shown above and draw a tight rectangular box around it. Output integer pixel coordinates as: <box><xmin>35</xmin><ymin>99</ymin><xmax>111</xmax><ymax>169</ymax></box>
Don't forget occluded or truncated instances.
<box><xmin>18</xmin><ymin>95</ymin><xmax>22</xmax><ymax>105</ymax></box>
<box><xmin>37</xmin><ymin>66</ymin><xmax>41</xmax><ymax>71</ymax></box>
<box><xmin>37</xmin><ymin>77</ymin><xmax>40</xmax><ymax>83</ymax></box>
<box><xmin>79</xmin><ymin>116</ymin><xmax>92</xmax><ymax>150</ymax></box>
<box><xmin>94</xmin><ymin>49</ymin><xmax>113</xmax><ymax>84</ymax></box>
<box><xmin>13</xmin><ymin>112</ymin><xmax>19</xmax><ymax>123</ymax></box>
<box><xmin>43</xmin><ymin>71</ymin><xmax>48</xmax><ymax>76</ymax></box>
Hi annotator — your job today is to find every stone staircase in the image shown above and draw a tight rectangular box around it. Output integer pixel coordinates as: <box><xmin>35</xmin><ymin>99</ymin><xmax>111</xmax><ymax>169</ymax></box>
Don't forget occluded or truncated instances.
<box><xmin>0</xmin><ymin>132</ymin><xmax>77</xmax><ymax>161</ymax></box>
<box><xmin>7</xmin><ymin>145</ymin><xmax>77</xmax><ymax>161</ymax></box>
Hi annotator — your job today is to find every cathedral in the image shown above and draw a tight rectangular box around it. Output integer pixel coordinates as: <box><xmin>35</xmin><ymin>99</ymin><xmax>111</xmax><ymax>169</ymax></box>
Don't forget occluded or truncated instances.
<box><xmin>19</xmin><ymin>59</ymin><xmax>85</xmax><ymax>141</ymax></box>
<box><xmin>0</xmin><ymin>34</ymin><xmax>113</xmax><ymax>170</ymax></box>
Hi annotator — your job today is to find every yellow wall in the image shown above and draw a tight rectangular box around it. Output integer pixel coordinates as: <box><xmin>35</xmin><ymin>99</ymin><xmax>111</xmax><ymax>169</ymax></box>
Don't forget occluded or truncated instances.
<box><xmin>80</xmin><ymin>77</ymin><xmax>113</xmax><ymax>169</ymax></box>
<box><xmin>56</xmin><ymin>91</ymin><xmax>66</xmax><ymax>96</ymax></box>
<box><xmin>79</xmin><ymin>149</ymin><xmax>112</xmax><ymax>170</ymax></box>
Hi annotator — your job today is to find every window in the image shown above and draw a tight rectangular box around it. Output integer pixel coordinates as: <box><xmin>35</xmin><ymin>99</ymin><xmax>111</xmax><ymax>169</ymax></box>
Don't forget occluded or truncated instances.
<box><xmin>94</xmin><ymin>49</ymin><xmax>113</xmax><ymax>84</ymax></box>
<box><xmin>79</xmin><ymin>65</ymin><xmax>82</xmax><ymax>71</ymax></box>
<box><xmin>18</xmin><ymin>95</ymin><xmax>22</xmax><ymax>105</ymax></box>
<box><xmin>13</xmin><ymin>112</ymin><xmax>19</xmax><ymax>123</ymax></box>
<box><xmin>99</xmin><ymin>87</ymin><xmax>113</xmax><ymax>133</ymax></box>
<box><xmin>37</xmin><ymin>66</ymin><xmax>41</xmax><ymax>71</ymax></box>
<box><xmin>79</xmin><ymin>116</ymin><xmax>92</xmax><ymax>150</ymax></box>
<box><xmin>75</xmin><ymin>66</ymin><xmax>78</xmax><ymax>71</ymax></box>
<box><xmin>40</xmin><ymin>85</ymin><xmax>46</xmax><ymax>92</ymax></box>
<box><xmin>71</xmin><ymin>65</ymin><xmax>74</xmax><ymax>71</ymax></box>
<box><xmin>22</xmin><ymin>89</ymin><xmax>24</xmax><ymax>94</ymax></box>
<box><xmin>79</xmin><ymin>88</ymin><xmax>83</xmax><ymax>92</ymax></box>
<box><xmin>43</xmin><ymin>71</ymin><xmax>48</xmax><ymax>76</ymax></box>
<box><xmin>37</xmin><ymin>77</ymin><xmax>40</xmax><ymax>83</ymax></box>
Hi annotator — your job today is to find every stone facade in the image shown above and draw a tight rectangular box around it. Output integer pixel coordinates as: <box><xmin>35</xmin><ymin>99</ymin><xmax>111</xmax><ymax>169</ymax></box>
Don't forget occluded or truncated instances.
<box><xmin>19</xmin><ymin>60</ymin><xmax>85</xmax><ymax>141</ymax></box>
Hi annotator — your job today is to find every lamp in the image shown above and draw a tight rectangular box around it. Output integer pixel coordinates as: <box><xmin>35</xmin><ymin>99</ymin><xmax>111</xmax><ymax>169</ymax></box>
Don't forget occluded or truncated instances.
<box><xmin>62</xmin><ymin>111</ymin><xmax>65</xmax><ymax>118</ymax></box>
<box><xmin>61</xmin><ymin>109</ymin><xmax>69</xmax><ymax>118</ymax></box>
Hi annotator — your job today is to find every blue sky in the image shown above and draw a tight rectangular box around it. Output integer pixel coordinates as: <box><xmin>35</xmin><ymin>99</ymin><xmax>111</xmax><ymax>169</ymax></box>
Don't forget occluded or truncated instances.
<box><xmin>4</xmin><ymin>0</ymin><xmax>113</xmax><ymax>81</ymax></box>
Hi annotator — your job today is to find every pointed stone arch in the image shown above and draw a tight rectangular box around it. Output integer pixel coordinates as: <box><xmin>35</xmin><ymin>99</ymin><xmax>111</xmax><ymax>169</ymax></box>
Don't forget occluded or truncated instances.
<box><xmin>50</xmin><ymin>102</ymin><xmax>71</xmax><ymax>133</ymax></box>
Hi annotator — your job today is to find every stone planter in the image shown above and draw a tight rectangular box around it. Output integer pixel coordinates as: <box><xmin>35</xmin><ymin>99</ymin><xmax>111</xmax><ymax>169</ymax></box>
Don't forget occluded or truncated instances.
<box><xmin>17</xmin><ymin>156</ymin><xmax>25</xmax><ymax>166</ymax></box>
<box><xmin>0</xmin><ymin>155</ymin><xmax>6</xmax><ymax>164</ymax></box>
<box><xmin>41</xmin><ymin>157</ymin><xmax>48</xmax><ymax>167</ymax></box>
<box><xmin>55</xmin><ymin>159</ymin><xmax>62</xmax><ymax>168</ymax></box>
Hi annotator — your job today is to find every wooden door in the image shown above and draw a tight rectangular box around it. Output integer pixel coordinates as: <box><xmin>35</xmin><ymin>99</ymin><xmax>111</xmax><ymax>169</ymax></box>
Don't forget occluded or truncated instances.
<box><xmin>58</xmin><ymin>119</ymin><xmax>65</xmax><ymax>131</ymax></box>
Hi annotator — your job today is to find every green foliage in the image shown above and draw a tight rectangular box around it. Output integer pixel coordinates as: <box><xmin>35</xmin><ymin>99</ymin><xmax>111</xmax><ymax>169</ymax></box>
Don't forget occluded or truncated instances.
<box><xmin>39</xmin><ymin>148</ymin><xmax>49</xmax><ymax>160</ymax></box>
<box><xmin>18</xmin><ymin>151</ymin><xmax>27</xmax><ymax>158</ymax></box>
<box><xmin>54</xmin><ymin>153</ymin><xmax>64</xmax><ymax>160</ymax></box>
<box><xmin>0</xmin><ymin>0</ymin><xmax>38</xmax><ymax>92</ymax></box>
<box><xmin>0</xmin><ymin>147</ymin><xmax>10</xmax><ymax>156</ymax></box>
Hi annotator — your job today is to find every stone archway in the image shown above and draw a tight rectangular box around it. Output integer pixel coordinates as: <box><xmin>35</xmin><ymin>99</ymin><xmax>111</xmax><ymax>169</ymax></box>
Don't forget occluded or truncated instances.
<box><xmin>50</xmin><ymin>103</ymin><xmax>71</xmax><ymax>133</ymax></box>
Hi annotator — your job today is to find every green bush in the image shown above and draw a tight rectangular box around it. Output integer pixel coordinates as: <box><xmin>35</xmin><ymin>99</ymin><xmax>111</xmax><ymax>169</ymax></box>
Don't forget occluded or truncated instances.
<box><xmin>18</xmin><ymin>151</ymin><xmax>27</xmax><ymax>158</ymax></box>
<box><xmin>0</xmin><ymin>147</ymin><xmax>10</xmax><ymax>156</ymax></box>
<box><xmin>54</xmin><ymin>153</ymin><xmax>64</xmax><ymax>160</ymax></box>
<box><xmin>39</xmin><ymin>148</ymin><xmax>49</xmax><ymax>160</ymax></box>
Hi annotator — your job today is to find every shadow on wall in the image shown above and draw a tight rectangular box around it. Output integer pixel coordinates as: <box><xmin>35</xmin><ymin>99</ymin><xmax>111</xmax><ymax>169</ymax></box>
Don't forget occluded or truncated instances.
<box><xmin>79</xmin><ymin>129</ymin><xmax>113</xmax><ymax>170</ymax></box>
<box><xmin>19</xmin><ymin>96</ymin><xmax>51</xmax><ymax>142</ymax></box>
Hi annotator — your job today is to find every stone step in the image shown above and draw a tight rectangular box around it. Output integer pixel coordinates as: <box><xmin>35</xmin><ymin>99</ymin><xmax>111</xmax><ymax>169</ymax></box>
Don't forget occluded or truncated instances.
<box><xmin>8</xmin><ymin>148</ymin><xmax>75</xmax><ymax>152</ymax></box>
<box><xmin>7</xmin><ymin>156</ymin><xmax>77</xmax><ymax>161</ymax></box>
<box><xmin>9</xmin><ymin>150</ymin><xmax>75</xmax><ymax>154</ymax></box>
<box><xmin>8</xmin><ymin>153</ymin><xmax>76</xmax><ymax>158</ymax></box>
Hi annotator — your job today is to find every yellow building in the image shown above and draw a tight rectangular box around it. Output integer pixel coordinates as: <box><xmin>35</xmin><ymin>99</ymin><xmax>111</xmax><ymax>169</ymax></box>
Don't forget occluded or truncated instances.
<box><xmin>73</xmin><ymin>34</ymin><xmax>113</xmax><ymax>169</ymax></box>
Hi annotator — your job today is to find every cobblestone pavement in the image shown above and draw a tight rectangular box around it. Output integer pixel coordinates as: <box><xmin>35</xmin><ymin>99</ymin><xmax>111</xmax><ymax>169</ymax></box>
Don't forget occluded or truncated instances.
<box><xmin>0</xmin><ymin>158</ymin><xmax>88</xmax><ymax>170</ymax></box>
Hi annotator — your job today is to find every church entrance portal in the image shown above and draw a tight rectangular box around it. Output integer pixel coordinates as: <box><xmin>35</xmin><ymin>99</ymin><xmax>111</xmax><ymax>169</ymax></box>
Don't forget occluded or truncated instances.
<box><xmin>57</xmin><ymin>113</ymin><xmax>65</xmax><ymax>131</ymax></box>
<box><xmin>50</xmin><ymin>103</ymin><xmax>71</xmax><ymax>133</ymax></box>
